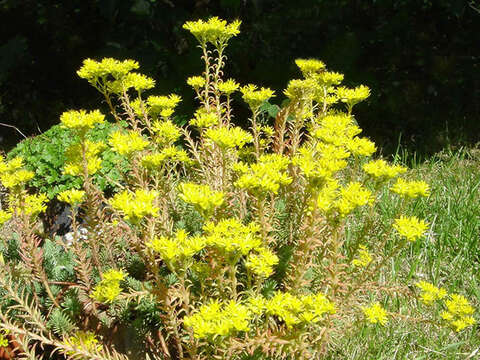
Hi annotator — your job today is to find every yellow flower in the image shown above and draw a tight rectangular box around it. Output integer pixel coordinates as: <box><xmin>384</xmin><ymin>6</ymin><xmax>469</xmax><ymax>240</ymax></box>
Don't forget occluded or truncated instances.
<box><xmin>187</xmin><ymin>76</ymin><xmax>206</xmax><ymax>89</ymax></box>
<box><xmin>295</xmin><ymin>58</ymin><xmax>326</xmax><ymax>77</ymax></box>
<box><xmin>390</xmin><ymin>178</ymin><xmax>430</xmax><ymax>198</ymax></box>
<box><xmin>146</xmin><ymin>229</ymin><xmax>207</xmax><ymax>263</ymax></box>
<box><xmin>183</xmin><ymin>300</ymin><xmax>251</xmax><ymax>340</ymax></box>
<box><xmin>217</xmin><ymin>79</ymin><xmax>240</xmax><ymax>94</ymax></box>
<box><xmin>91</xmin><ymin>269</ymin><xmax>126</xmax><ymax>303</ymax></box>
<box><xmin>190</xmin><ymin>108</ymin><xmax>219</xmax><ymax>128</ymax></box>
<box><xmin>362</xmin><ymin>302</ymin><xmax>388</xmax><ymax>325</ymax></box>
<box><xmin>60</xmin><ymin>109</ymin><xmax>105</xmax><ymax>134</ymax></box>
<box><xmin>0</xmin><ymin>210</ymin><xmax>12</xmax><ymax>226</ymax></box>
<box><xmin>234</xmin><ymin>154</ymin><xmax>292</xmax><ymax>195</ymax></box>
<box><xmin>0</xmin><ymin>169</ymin><xmax>35</xmax><ymax>189</ymax></box>
<box><xmin>245</xmin><ymin>247</ymin><xmax>279</xmax><ymax>277</ymax></box>
<box><xmin>336</xmin><ymin>85</ymin><xmax>371</xmax><ymax>109</ymax></box>
<box><xmin>183</xmin><ymin>17</ymin><xmax>241</xmax><ymax>46</ymax></box>
<box><xmin>141</xmin><ymin>147</ymin><xmax>191</xmax><ymax>169</ymax></box>
<box><xmin>363</xmin><ymin>159</ymin><xmax>407</xmax><ymax>179</ymax></box>
<box><xmin>393</xmin><ymin>216</ymin><xmax>429</xmax><ymax>242</ymax></box>
<box><xmin>335</xmin><ymin>182</ymin><xmax>374</xmax><ymax>216</ymax></box>
<box><xmin>441</xmin><ymin>294</ymin><xmax>476</xmax><ymax>332</ymax></box>
<box><xmin>205</xmin><ymin>126</ymin><xmax>253</xmax><ymax>149</ymax></box>
<box><xmin>0</xmin><ymin>329</ymin><xmax>8</xmax><ymax>348</ymax></box>
<box><xmin>64</xmin><ymin>331</ymin><xmax>103</xmax><ymax>356</ymax></box>
<box><xmin>109</xmin><ymin>189</ymin><xmax>159</xmax><ymax>223</ymax></box>
<box><xmin>178</xmin><ymin>183</ymin><xmax>224</xmax><ymax>215</ymax></box>
<box><xmin>204</xmin><ymin>218</ymin><xmax>262</xmax><ymax>256</ymax></box>
<box><xmin>312</xmin><ymin>113</ymin><xmax>361</xmax><ymax>147</ymax></box>
<box><xmin>352</xmin><ymin>245</ymin><xmax>373</xmax><ymax>267</ymax></box>
<box><xmin>151</xmin><ymin>120</ymin><xmax>181</xmax><ymax>146</ymax></box>
<box><xmin>283</xmin><ymin>78</ymin><xmax>318</xmax><ymax>100</ymax></box>
<box><xmin>415</xmin><ymin>281</ymin><xmax>447</xmax><ymax>305</ymax></box>
<box><xmin>348</xmin><ymin>137</ymin><xmax>377</xmax><ymax>157</ymax></box>
<box><xmin>109</xmin><ymin>130</ymin><xmax>149</xmax><ymax>156</ymax></box>
<box><xmin>11</xmin><ymin>193</ymin><xmax>49</xmax><ymax>219</ymax></box>
<box><xmin>265</xmin><ymin>292</ymin><xmax>336</xmax><ymax>328</ymax></box>
<box><xmin>64</xmin><ymin>140</ymin><xmax>105</xmax><ymax>176</ymax></box>
<box><xmin>317</xmin><ymin>71</ymin><xmax>344</xmax><ymax>86</ymax></box>
<box><xmin>77</xmin><ymin>58</ymin><xmax>139</xmax><ymax>82</ymax></box>
<box><xmin>147</xmin><ymin>94</ymin><xmax>181</xmax><ymax>118</ymax></box>
<box><xmin>57</xmin><ymin>189</ymin><xmax>86</xmax><ymax>206</ymax></box>
<box><xmin>122</xmin><ymin>72</ymin><xmax>155</xmax><ymax>92</ymax></box>
<box><xmin>241</xmin><ymin>84</ymin><xmax>275</xmax><ymax>111</ymax></box>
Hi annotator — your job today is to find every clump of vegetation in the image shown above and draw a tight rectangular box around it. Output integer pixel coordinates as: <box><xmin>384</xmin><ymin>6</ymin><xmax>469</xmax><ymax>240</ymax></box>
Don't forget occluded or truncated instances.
<box><xmin>0</xmin><ymin>17</ymin><xmax>476</xmax><ymax>360</ymax></box>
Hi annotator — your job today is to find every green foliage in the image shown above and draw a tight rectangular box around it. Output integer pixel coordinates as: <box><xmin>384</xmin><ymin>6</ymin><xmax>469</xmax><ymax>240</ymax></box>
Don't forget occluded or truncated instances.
<box><xmin>8</xmin><ymin>122</ymin><xmax>130</xmax><ymax>198</ymax></box>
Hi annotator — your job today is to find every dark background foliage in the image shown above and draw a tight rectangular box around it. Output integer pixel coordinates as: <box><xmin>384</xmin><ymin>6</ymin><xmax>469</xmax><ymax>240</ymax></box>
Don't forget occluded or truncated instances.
<box><xmin>1</xmin><ymin>0</ymin><xmax>479</xmax><ymax>156</ymax></box>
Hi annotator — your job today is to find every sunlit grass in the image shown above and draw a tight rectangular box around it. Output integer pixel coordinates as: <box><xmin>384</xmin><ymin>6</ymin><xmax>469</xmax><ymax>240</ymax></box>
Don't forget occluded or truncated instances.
<box><xmin>332</xmin><ymin>147</ymin><xmax>480</xmax><ymax>359</ymax></box>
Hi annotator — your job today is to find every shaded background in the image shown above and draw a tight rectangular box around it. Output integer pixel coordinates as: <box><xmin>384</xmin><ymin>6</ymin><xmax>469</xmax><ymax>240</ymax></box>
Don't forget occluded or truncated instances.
<box><xmin>1</xmin><ymin>0</ymin><xmax>479</xmax><ymax>156</ymax></box>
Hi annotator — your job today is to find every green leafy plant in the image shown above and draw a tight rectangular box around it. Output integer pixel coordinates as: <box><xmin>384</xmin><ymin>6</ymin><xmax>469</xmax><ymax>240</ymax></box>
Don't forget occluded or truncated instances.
<box><xmin>8</xmin><ymin>121</ymin><xmax>129</xmax><ymax>199</ymax></box>
<box><xmin>0</xmin><ymin>17</ymin><xmax>476</xmax><ymax>360</ymax></box>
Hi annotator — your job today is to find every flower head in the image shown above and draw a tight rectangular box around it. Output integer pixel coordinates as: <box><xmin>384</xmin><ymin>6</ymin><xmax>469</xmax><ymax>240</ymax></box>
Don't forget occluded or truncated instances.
<box><xmin>362</xmin><ymin>302</ymin><xmax>388</xmax><ymax>325</ymax></box>
<box><xmin>393</xmin><ymin>216</ymin><xmax>429</xmax><ymax>242</ymax></box>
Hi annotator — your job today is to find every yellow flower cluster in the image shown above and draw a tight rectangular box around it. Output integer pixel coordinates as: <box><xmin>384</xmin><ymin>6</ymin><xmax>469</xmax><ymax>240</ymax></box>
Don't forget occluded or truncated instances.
<box><xmin>77</xmin><ymin>58</ymin><xmax>139</xmax><ymax>83</ymax></box>
<box><xmin>293</xmin><ymin>145</ymin><xmax>348</xmax><ymax>184</ymax></box>
<box><xmin>441</xmin><ymin>294</ymin><xmax>476</xmax><ymax>332</ymax></box>
<box><xmin>390</xmin><ymin>178</ymin><xmax>430</xmax><ymax>198</ymax></box>
<box><xmin>416</xmin><ymin>281</ymin><xmax>447</xmax><ymax>305</ymax></box>
<box><xmin>284</xmin><ymin>78</ymin><xmax>318</xmax><ymax>101</ymax></box>
<box><xmin>0</xmin><ymin>210</ymin><xmax>12</xmax><ymax>226</ymax></box>
<box><xmin>363</xmin><ymin>159</ymin><xmax>407</xmax><ymax>179</ymax></box>
<box><xmin>312</xmin><ymin>113</ymin><xmax>361</xmax><ymax>146</ymax></box>
<box><xmin>217</xmin><ymin>79</ymin><xmax>240</xmax><ymax>95</ymax></box>
<box><xmin>64</xmin><ymin>331</ymin><xmax>103</xmax><ymax>355</ymax></box>
<box><xmin>234</xmin><ymin>154</ymin><xmax>292</xmax><ymax>195</ymax></box>
<box><xmin>147</xmin><ymin>94</ymin><xmax>181</xmax><ymax>118</ymax></box>
<box><xmin>0</xmin><ymin>167</ymin><xmax>35</xmax><ymax>190</ymax></box>
<box><xmin>141</xmin><ymin>147</ymin><xmax>191</xmax><ymax>169</ymax></box>
<box><xmin>352</xmin><ymin>245</ymin><xmax>373</xmax><ymax>267</ymax></box>
<box><xmin>187</xmin><ymin>76</ymin><xmax>206</xmax><ymax>89</ymax></box>
<box><xmin>0</xmin><ymin>329</ymin><xmax>9</xmax><ymax>348</ymax></box>
<box><xmin>348</xmin><ymin>137</ymin><xmax>377</xmax><ymax>157</ymax></box>
<box><xmin>190</xmin><ymin>108</ymin><xmax>218</xmax><ymax>128</ymax></box>
<box><xmin>18</xmin><ymin>193</ymin><xmax>49</xmax><ymax>218</ymax></box>
<box><xmin>183</xmin><ymin>300</ymin><xmax>251</xmax><ymax>340</ymax></box>
<box><xmin>362</xmin><ymin>302</ymin><xmax>388</xmax><ymax>325</ymax></box>
<box><xmin>205</xmin><ymin>126</ymin><xmax>253</xmax><ymax>149</ymax></box>
<box><xmin>393</xmin><ymin>216</ymin><xmax>429</xmax><ymax>242</ymax></box>
<box><xmin>241</xmin><ymin>84</ymin><xmax>275</xmax><ymax>111</ymax></box>
<box><xmin>91</xmin><ymin>269</ymin><xmax>126</xmax><ymax>303</ymax></box>
<box><xmin>336</xmin><ymin>85</ymin><xmax>371</xmax><ymax>109</ymax></box>
<box><xmin>317</xmin><ymin>71</ymin><xmax>344</xmax><ymax>86</ymax></box>
<box><xmin>60</xmin><ymin>109</ymin><xmax>105</xmax><ymax>134</ymax></box>
<box><xmin>64</xmin><ymin>140</ymin><xmax>105</xmax><ymax>176</ymax></box>
<box><xmin>336</xmin><ymin>182</ymin><xmax>374</xmax><ymax>216</ymax></box>
<box><xmin>109</xmin><ymin>130</ymin><xmax>149</xmax><ymax>156</ymax></box>
<box><xmin>109</xmin><ymin>189</ymin><xmax>159</xmax><ymax>223</ymax></box>
<box><xmin>147</xmin><ymin>229</ymin><xmax>206</xmax><ymax>264</ymax></box>
<box><xmin>151</xmin><ymin>120</ymin><xmax>181</xmax><ymax>146</ymax></box>
<box><xmin>183</xmin><ymin>17</ymin><xmax>241</xmax><ymax>46</ymax></box>
<box><xmin>245</xmin><ymin>247</ymin><xmax>279</xmax><ymax>277</ymax></box>
<box><xmin>119</xmin><ymin>72</ymin><xmax>155</xmax><ymax>92</ymax></box>
<box><xmin>203</xmin><ymin>218</ymin><xmax>262</xmax><ymax>256</ymax></box>
<box><xmin>0</xmin><ymin>156</ymin><xmax>34</xmax><ymax>189</ymax></box>
<box><xmin>178</xmin><ymin>183</ymin><xmax>224</xmax><ymax>215</ymax></box>
<box><xmin>57</xmin><ymin>189</ymin><xmax>85</xmax><ymax>206</ymax></box>
<box><xmin>295</xmin><ymin>58</ymin><xmax>326</xmax><ymax>77</ymax></box>
<box><xmin>263</xmin><ymin>292</ymin><xmax>336</xmax><ymax>328</ymax></box>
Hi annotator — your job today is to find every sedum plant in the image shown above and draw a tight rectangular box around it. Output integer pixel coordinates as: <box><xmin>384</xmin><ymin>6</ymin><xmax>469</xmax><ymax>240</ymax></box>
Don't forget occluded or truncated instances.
<box><xmin>0</xmin><ymin>17</ymin><xmax>476</xmax><ymax>360</ymax></box>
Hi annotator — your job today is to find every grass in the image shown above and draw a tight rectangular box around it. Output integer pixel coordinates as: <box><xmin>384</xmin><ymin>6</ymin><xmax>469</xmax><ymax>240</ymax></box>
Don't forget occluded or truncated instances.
<box><xmin>330</xmin><ymin>147</ymin><xmax>480</xmax><ymax>359</ymax></box>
